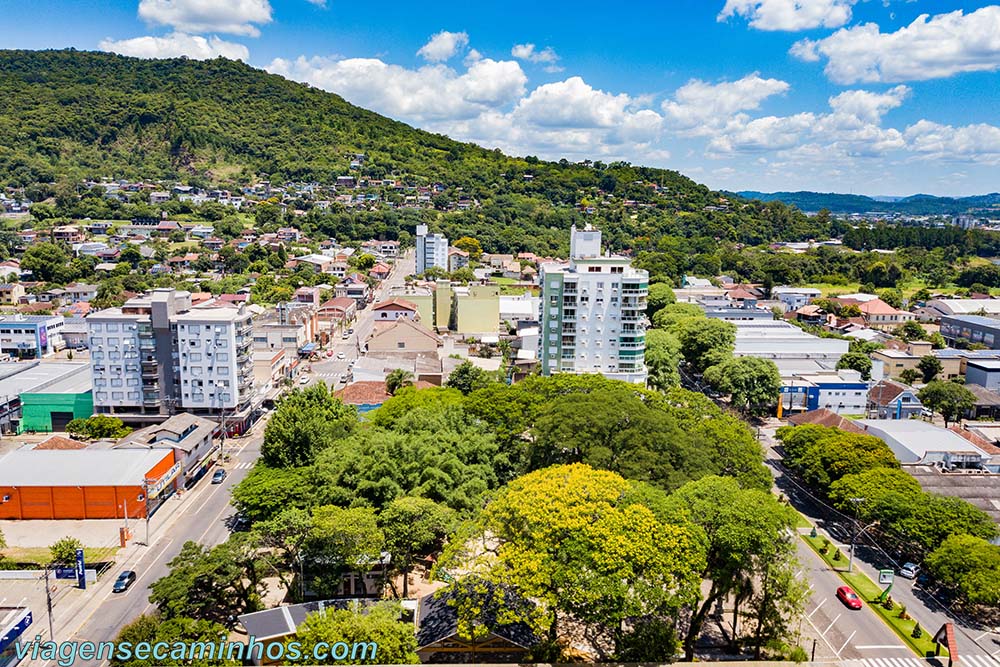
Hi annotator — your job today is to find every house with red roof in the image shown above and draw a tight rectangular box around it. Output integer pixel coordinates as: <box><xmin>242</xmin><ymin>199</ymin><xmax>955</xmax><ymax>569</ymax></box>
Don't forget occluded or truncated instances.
<box><xmin>371</xmin><ymin>298</ymin><xmax>419</xmax><ymax>322</ymax></box>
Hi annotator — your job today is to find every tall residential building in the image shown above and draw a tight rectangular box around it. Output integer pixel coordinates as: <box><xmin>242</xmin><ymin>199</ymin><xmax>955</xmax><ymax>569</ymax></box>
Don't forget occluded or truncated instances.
<box><xmin>415</xmin><ymin>224</ymin><xmax>448</xmax><ymax>274</ymax></box>
<box><xmin>87</xmin><ymin>289</ymin><xmax>256</xmax><ymax>431</ymax></box>
<box><xmin>538</xmin><ymin>225</ymin><xmax>648</xmax><ymax>384</ymax></box>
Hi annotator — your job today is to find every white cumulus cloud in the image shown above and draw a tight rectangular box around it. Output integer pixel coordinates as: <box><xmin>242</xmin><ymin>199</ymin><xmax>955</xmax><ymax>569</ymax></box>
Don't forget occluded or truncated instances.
<box><xmin>99</xmin><ymin>32</ymin><xmax>249</xmax><ymax>60</ymax></box>
<box><xmin>511</xmin><ymin>43</ymin><xmax>562</xmax><ymax>73</ymax></box>
<box><xmin>791</xmin><ymin>7</ymin><xmax>1000</xmax><ymax>83</ymax></box>
<box><xmin>718</xmin><ymin>0</ymin><xmax>856</xmax><ymax>31</ymax></box>
<box><xmin>662</xmin><ymin>72</ymin><xmax>790</xmax><ymax>133</ymax></box>
<box><xmin>138</xmin><ymin>0</ymin><xmax>272</xmax><ymax>37</ymax></box>
<box><xmin>266</xmin><ymin>55</ymin><xmax>526</xmax><ymax>122</ymax></box>
<box><xmin>905</xmin><ymin>120</ymin><xmax>1000</xmax><ymax>165</ymax></box>
<box><xmin>416</xmin><ymin>31</ymin><xmax>469</xmax><ymax>62</ymax></box>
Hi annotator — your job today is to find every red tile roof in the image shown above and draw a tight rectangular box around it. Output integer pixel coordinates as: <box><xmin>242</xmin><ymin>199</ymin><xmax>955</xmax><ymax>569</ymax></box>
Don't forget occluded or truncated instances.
<box><xmin>786</xmin><ymin>408</ymin><xmax>865</xmax><ymax>434</ymax></box>
<box><xmin>949</xmin><ymin>425</ymin><xmax>1000</xmax><ymax>455</ymax></box>
<box><xmin>372</xmin><ymin>297</ymin><xmax>418</xmax><ymax>312</ymax></box>
<box><xmin>34</xmin><ymin>435</ymin><xmax>88</xmax><ymax>450</ymax></box>
<box><xmin>868</xmin><ymin>380</ymin><xmax>911</xmax><ymax>406</ymax></box>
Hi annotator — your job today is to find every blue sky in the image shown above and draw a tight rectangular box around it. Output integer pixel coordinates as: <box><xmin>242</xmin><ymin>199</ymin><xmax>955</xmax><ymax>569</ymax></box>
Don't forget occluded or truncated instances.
<box><xmin>6</xmin><ymin>0</ymin><xmax>1000</xmax><ymax>196</ymax></box>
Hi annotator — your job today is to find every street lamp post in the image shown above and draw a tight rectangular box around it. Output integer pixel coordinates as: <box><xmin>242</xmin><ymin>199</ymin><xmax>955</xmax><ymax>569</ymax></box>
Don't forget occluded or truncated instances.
<box><xmin>848</xmin><ymin>519</ymin><xmax>880</xmax><ymax>573</ymax></box>
<box><xmin>846</xmin><ymin>497</ymin><xmax>879</xmax><ymax>573</ymax></box>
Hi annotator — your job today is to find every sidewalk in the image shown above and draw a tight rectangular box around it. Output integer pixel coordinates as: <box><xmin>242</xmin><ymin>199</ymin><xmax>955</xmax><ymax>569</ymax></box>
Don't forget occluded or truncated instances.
<box><xmin>28</xmin><ymin>463</ymin><xmax>230</xmax><ymax>645</ymax></box>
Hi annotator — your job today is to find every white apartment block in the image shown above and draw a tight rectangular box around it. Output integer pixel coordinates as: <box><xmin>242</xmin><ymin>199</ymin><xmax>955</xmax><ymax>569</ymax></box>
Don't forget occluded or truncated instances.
<box><xmin>415</xmin><ymin>224</ymin><xmax>448</xmax><ymax>274</ymax></box>
<box><xmin>538</xmin><ymin>225</ymin><xmax>648</xmax><ymax>384</ymax></box>
<box><xmin>176</xmin><ymin>308</ymin><xmax>254</xmax><ymax>411</ymax></box>
<box><xmin>88</xmin><ymin>289</ymin><xmax>255</xmax><ymax>429</ymax></box>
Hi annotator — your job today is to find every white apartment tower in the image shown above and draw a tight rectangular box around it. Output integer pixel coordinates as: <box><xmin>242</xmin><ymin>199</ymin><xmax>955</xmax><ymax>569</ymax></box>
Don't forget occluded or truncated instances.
<box><xmin>87</xmin><ymin>289</ymin><xmax>255</xmax><ymax>430</ymax></box>
<box><xmin>538</xmin><ymin>225</ymin><xmax>649</xmax><ymax>384</ymax></box>
<box><xmin>415</xmin><ymin>224</ymin><xmax>448</xmax><ymax>274</ymax></box>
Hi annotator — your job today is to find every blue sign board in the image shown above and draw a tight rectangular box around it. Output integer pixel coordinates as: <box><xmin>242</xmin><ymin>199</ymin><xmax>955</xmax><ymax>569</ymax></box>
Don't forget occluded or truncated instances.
<box><xmin>0</xmin><ymin>609</ymin><xmax>32</xmax><ymax>654</ymax></box>
<box><xmin>53</xmin><ymin>568</ymin><xmax>76</xmax><ymax>579</ymax></box>
<box><xmin>780</xmin><ymin>386</ymin><xmax>807</xmax><ymax>394</ymax></box>
<box><xmin>76</xmin><ymin>548</ymin><xmax>86</xmax><ymax>590</ymax></box>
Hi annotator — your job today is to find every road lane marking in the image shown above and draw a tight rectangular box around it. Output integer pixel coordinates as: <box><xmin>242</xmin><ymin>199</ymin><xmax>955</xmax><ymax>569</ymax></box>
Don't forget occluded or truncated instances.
<box><xmin>823</xmin><ymin>613</ymin><xmax>842</xmax><ymax>635</ymax></box>
<box><xmin>803</xmin><ymin>607</ymin><xmax>842</xmax><ymax>658</ymax></box>
<box><xmin>857</xmin><ymin>645</ymin><xmax>907</xmax><ymax>649</ymax></box>
<box><xmin>808</xmin><ymin>598</ymin><xmax>827</xmax><ymax>618</ymax></box>
<box><xmin>839</xmin><ymin>630</ymin><xmax>857</xmax><ymax>654</ymax></box>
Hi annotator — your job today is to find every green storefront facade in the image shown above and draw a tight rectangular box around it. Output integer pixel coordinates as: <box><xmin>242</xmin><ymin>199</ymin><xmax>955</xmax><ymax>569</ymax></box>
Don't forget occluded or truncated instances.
<box><xmin>19</xmin><ymin>390</ymin><xmax>94</xmax><ymax>433</ymax></box>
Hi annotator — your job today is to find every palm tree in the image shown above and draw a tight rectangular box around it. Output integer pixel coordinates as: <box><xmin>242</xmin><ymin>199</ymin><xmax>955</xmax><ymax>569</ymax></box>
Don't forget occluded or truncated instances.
<box><xmin>385</xmin><ymin>368</ymin><xmax>413</xmax><ymax>395</ymax></box>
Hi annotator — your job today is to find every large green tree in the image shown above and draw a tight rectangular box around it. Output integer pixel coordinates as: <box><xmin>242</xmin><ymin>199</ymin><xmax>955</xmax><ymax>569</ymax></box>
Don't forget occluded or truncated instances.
<box><xmin>704</xmin><ymin>356</ymin><xmax>781</xmax><ymax>415</ymax></box>
<box><xmin>440</xmin><ymin>464</ymin><xmax>705</xmax><ymax>659</ymax></box>
<box><xmin>379</xmin><ymin>497</ymin><xmax>452</xmax><ymax>598</ymax></box>
<box><xmin>835</xmin><ymin>351</ymin><xmax>873</xmax><ymax>380</ymax></box>
<box><xmin>110</xmin><ymin>614</ymin><xmax>237</xmax><ymax>667</ymax></box>
<box><xmin>644</xmin><ymin>328</ymin><xmax>682</xmax><ymax>391</ymax></box>
<box><xmin>445</xmin><ymin>361</ymin><xmax>494</xmax><ymax>395</ymax></box>
<box><xmin>261</xmin><ymin>383</ymin><xmax>357</xmax><ymax>467</ymax></box>
<box><xmin>646</xmin><ymin>283</ymin><xmax>676</xmax><ymax>318</ymax></box>
<box><xmin>149</xmin><ymin>536</ymin><xmax>263</xmax><ymax>628</ymax></box>
<box><xmin>251</xmin><ymin>507</ymin><xmax>313</xmax><ymax>598</ymax></box>
<box><xmin>917</xmin><ymin>355</ymin><xmax>943</xmax><ymax>383</ymax></box>
<box><xmin>308</xmin><ymin>506</ymin><xmax>385</xmax><ymax>597</ymax></box>
<box><xmin>664</xmin><ymin>475</ymin><xmax>801</xmax><ymax>660</ymax></box>
<box><xmin>673</xmin><ymin>318</ymin><xmax>736</xmax><ymax>373</ymax></box>
<box><xmin>289</xmin><ymin>602</ymin><xmax>419</xmax><ymax>665</ymax></box>
<box><xmin>918</xmin><ymin>381</ymin><xmax>976</xmax><ymax>426</ymax></box>
<box><xmin>21</xmin><ymin>242</ymin><xmax>70</xmax><ymax>282</ymax></box>
<box><xmin>925</xmin><ymin>534</ymin><xmax>1000</xmax><ymax>606</ymax></box>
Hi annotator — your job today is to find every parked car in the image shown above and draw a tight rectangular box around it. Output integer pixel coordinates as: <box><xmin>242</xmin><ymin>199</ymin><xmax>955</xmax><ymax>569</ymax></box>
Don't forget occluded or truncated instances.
<box><xmin>112</xmin><ymin>571</ymin><xmax>137</xmax><ymax>593</ymax></box>
<box><xmin>340</xmin><ymin>373</ymin><xmax>351</xmax><ymax>382</ymax></box>
<box><xmin>836</xmin><ymin>585</ymin><xmax>863</xmax><ymax>610</ymax></box>
<box><xmin>347</xmin><ymin>328</ymin><xmax>354</xmax><ymax>334</ymax></box>
<box><xmin>342</xmin><ymin>332</ymin><xmax>351</xmax><ymax>339</ymax></box>
<box><xmin>899</xmin><ymin>562</ymin><xmax>920</xmax><ymax>579</ymax></box>
<box><xmin>211</xmin><ymin>469</ymin><xmax>227</xmax><ymax>484</ymax></box>
<box><xmin>299</xmin><ymin>376</ymin><xmax>309</xmax><ymax>385</ymax></box>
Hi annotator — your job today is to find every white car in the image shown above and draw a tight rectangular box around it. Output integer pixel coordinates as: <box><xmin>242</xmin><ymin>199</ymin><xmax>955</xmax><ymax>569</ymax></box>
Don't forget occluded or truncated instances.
<box><xmin>899</xmin><ymin>562</ymin><xmax>919</xmax><ymax>579</ymax></box>
<box><xmin>336</xmin><ymin>352</ymin><xmax>346</xmax><ymax>360</ymax></box>
<box><xmin>299</xmin><ymin>376</ymin><xmax>309</xmax><ymax>385</ymax></box>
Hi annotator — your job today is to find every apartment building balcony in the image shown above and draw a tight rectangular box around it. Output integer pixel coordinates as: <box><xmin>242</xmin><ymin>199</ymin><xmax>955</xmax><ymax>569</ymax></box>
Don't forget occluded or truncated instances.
<box><xmin>618</xmin><ymin>338</ymin><xmax>645</xmax><ymax>350</ymax></box>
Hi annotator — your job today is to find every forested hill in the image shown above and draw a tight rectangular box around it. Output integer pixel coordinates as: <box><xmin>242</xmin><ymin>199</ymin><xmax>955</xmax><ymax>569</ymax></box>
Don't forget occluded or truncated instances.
<box><xmin>0</xmin><ymin>49</ymin><xmax>701</xmax><ymax>201</ymax></box>
<box><xmin>736</xmin><ymin>190</ymin><xmax>1000</xmax><ymax>216</ymax></box>
<box><xmin>0</xmin><ymin>49</ymin><xmax>835</xmax><ymax>260</ymax></box>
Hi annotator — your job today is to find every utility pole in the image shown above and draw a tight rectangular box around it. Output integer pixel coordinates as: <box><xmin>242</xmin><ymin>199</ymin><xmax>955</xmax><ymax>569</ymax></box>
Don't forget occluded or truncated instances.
<box><xmin>43</xmin><ymin>564</ymin><xmax>54</xmax><ymax>641</ymax></box>
<box><xmin>144</xmin><ymin>482</ymin><xmax>150</xmax><ymax>546</ymax></box>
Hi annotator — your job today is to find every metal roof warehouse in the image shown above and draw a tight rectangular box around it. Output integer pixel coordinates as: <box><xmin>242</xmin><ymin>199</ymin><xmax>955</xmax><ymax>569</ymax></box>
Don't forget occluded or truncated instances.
<box><xmin>0</xmin><ymin>449</ymin><xmax>176</xmax><ymax>520</ymax></box>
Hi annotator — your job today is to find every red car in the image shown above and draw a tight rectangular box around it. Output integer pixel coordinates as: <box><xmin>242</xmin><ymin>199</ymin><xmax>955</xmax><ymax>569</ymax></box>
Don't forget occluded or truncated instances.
<box><xmin>836</xmin><ymin>585</ymin><xmax>863</xmax><ymax>610</ymax></box>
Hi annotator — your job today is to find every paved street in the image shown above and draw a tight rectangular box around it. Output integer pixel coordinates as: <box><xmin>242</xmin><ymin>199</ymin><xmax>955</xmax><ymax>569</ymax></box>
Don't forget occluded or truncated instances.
<box><xmin>33</xmin><ymin>426</ymin><xmax>266</xmax><ymax>663</ymax></box>
<box><xmin>760</xmin><ymin>426</ymin><xmax>1000</xmax><ymax>667</ymax></box>
<box><xmin>307</xmin><ymin>249</ymin><xmax>413</xmax><ymax>390</ymax></box>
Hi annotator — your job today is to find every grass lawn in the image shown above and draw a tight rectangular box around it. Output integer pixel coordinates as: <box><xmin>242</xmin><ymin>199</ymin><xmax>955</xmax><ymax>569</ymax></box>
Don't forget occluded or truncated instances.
<box><xmin>1</xmin><ymin>545</ymin><xmax>120</xmax><ymax>566</ymax></box>
<box><xmin>792</xmin><ymin>511</ymin><xmax>813</xmax><ymax>529</ymax></box>
<box><xmin>802</xmin><ymin>534</ymin><xmax>945</xmax><ymax>658</ymax></box>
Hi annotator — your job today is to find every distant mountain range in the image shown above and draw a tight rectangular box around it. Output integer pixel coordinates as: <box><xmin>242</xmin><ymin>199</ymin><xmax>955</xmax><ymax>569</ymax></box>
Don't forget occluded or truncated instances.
<box><xmin>731</xmin><ymin>190</ymin><xmax>1000</xmax><ymax>216</ymax></box>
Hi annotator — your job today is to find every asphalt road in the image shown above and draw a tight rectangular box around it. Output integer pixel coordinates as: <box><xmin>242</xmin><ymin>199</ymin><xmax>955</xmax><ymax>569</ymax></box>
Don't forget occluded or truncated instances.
<box><xmin>308</xmin><ymin>250</ymin><xmax>413</xmax><ymax>390</ymax></box>
<box><xmin>62</xmin><ymin>433</ymin><xmax>263</xmax><ymax>650</ymax></box>
<box><xmin>762</xmin><ymin>427</ymin><xmax>1000</xmax><ymax>667</ymax></box>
